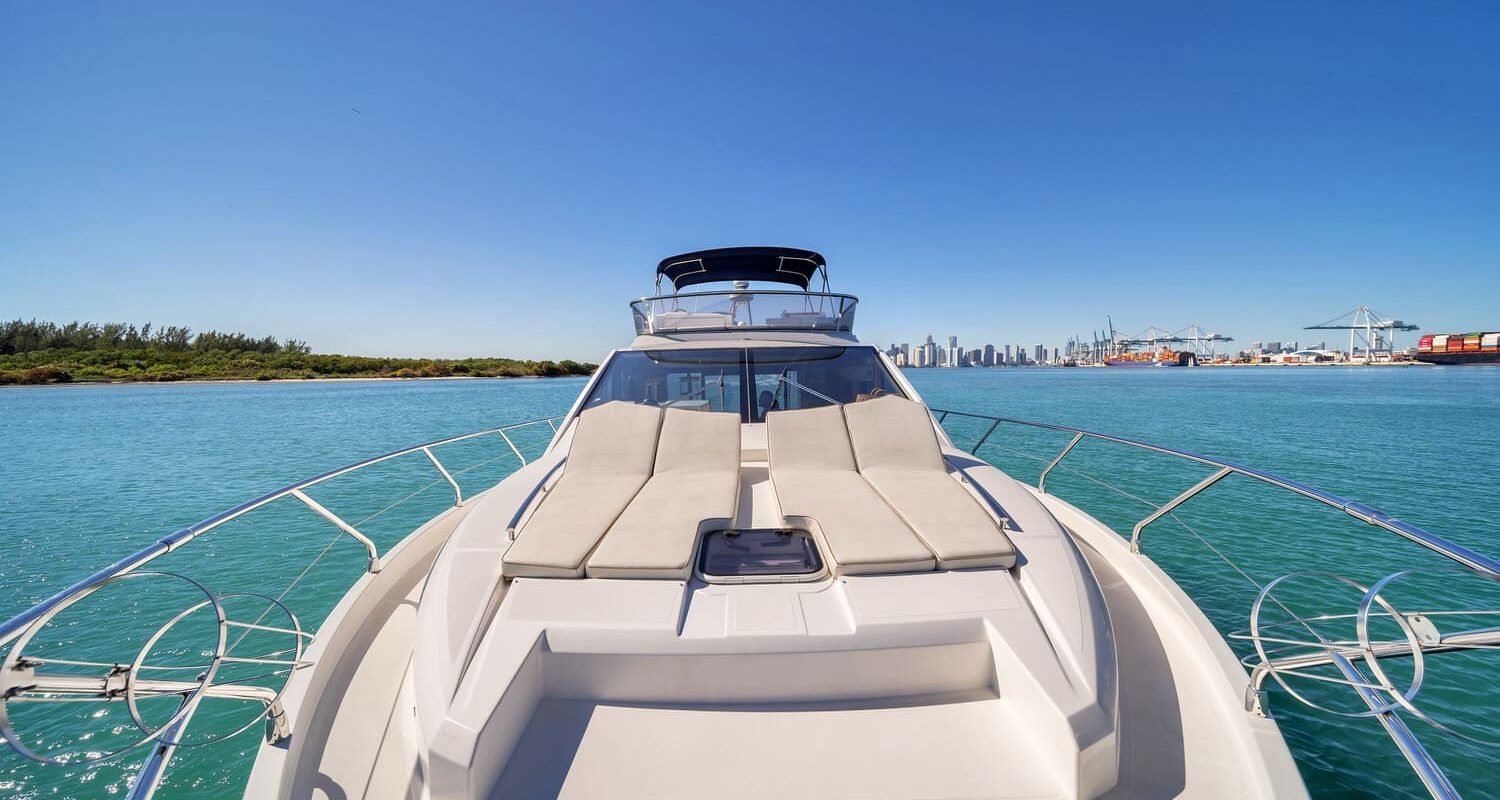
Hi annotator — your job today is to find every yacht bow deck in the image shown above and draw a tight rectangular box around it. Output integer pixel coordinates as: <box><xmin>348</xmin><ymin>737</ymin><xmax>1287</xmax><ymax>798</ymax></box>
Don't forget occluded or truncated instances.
<box><xmin>241</xmin><ymin>418</ymin><xmax>1300</xmax><ymax>799</ymax></box>
<box><xmin>220</xmin><ymin>391</ymin><xmax>1497</xmax><ymax>800</ymax></box>
<box><xmin>311</xmin><ymin>391</ymin><xmax>1120</xmax><ymax>799</ymax></box>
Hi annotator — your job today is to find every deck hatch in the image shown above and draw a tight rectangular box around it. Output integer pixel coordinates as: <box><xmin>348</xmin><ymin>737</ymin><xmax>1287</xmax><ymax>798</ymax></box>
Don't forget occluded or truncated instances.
<box><xmin>698</xmin><ymin>528</ymin><xmax>823</xmax><ymax>581</ymax></box>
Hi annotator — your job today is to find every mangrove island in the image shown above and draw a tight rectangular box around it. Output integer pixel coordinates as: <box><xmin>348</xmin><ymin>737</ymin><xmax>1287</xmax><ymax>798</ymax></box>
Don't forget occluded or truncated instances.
<box><xmin>0</xmin><ymin>320</ymin><xmax>595</xmax><ymax>385</ymax></box>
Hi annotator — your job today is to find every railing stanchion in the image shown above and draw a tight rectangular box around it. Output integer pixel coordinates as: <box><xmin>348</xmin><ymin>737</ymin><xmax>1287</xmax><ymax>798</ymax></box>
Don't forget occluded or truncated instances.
<box><xmin>291</xmin><ymin>489</ymin><xmax>381</xmax><ymax>573</ymax></box>
<box><xmin>1129</xmin><ymin>466</ymin><xmax>1232</xmax><ymax>553</ymax></box>
<box><xmin>1039</xmin><ymin>432</ymin><xmax>1085</xmax><ymax>494</ymax></box>
<box><xmin>1329</xmin><ymin>653</ymin><xmax>1461</xmax><ymax>800</ymax></box>
<box><xmin>498</xmin><ymin>430</ymin><xmax>527</xmax><ymax>466</ymax></box>
<box><xmin>423</xmin><ymin>447</ymin><xmax>464</xmax><ymax>505</ymax></box>
<box><xmin>127</xmin><ymin>695</ymin><xmax>199</xmax><ymax>800</ymax></box>
<box><xmin>973</xmin><ymin>419</ymin><xmax>1002</xmax><ymax>452</ymax></box>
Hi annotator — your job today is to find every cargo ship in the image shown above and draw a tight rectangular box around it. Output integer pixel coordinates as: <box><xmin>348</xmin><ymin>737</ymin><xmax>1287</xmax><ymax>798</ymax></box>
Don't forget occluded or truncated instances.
<box><xmin>1416</xmin><ymin>332</ymin><xmax>1500</xmax><ymax>365</ymax></box>
<box><xmin>1104</xmin><ymin>348</ymin><xmax>1198</xmax><ymax>367</ymax></box>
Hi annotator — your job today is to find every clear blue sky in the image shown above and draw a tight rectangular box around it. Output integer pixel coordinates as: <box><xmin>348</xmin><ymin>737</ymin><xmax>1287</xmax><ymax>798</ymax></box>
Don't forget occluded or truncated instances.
<box><xmin>3</xmin><ymin>1</ymin><xmax>1497</xmax><ymax>360</ymax></box>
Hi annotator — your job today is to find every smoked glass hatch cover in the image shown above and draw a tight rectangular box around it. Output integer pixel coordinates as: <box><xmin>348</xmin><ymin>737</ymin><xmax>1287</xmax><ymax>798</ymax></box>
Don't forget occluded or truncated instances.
<box><xmin>699</xmin><ymin>529</ymin><xmax>823</xmax><ymax>577</ymax></box>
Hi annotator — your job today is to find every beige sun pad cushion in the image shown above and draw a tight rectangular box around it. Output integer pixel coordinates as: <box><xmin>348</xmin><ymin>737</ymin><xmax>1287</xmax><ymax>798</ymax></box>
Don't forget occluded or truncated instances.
<box><xmin>588</xmin><ymin>408</ymin><xmax>742</xmax><ymax>579</ymax></box>
<box><xmin>843</xmin><ymin>396</ymin><xmax>1015</xmax><ymax>569</ymax></box>
<box><xmin>766</xmin><ymin>404</ymin><xmax>935</xmax><ymax>575</ymax></box>
<box><xmin>503</xmin><ymin>401</ymin><xmax>663</xmax><ymax>578</ymax></box>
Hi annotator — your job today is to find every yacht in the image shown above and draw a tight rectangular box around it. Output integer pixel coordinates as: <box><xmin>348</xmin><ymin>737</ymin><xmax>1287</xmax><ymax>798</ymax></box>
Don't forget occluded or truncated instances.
<box><xmin>3</xmin><ymin>247</ymin><xmax>1497</xmax><ymax>799</ymax></box>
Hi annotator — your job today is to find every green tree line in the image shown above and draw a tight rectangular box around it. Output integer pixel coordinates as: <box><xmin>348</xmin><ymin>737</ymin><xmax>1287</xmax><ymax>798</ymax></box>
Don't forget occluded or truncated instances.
<box><xmin>0</xmin><ymin>319</ymin><xmax>308</xmax><ymax>355</ymax></box>
<box><xmin>0</xmin><ymin>319</ymin><xmax>594</xmax><ymax>385</ymax></box>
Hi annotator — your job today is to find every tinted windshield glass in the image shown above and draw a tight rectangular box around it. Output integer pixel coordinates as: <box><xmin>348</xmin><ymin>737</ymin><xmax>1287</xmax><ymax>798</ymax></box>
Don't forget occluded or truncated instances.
<box><xmin>583</xmin><ymin>346</ymin><xmax>902</xmax><ymax>422</ymax></box>
<box><xmin>748</xmin><ymin>347</ymin><xmax>902</xmax><ymax>421</ymax></box>
<box><xmin>582</xmin><ymin>349</ymin><xmax>744</xmax><ymax>415</ymax></box>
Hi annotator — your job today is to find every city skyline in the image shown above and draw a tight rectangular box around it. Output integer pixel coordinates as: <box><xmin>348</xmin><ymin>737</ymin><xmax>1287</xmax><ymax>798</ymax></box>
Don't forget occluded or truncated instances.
<box><xmin>869</xmin><ymin>307</ymin><xmax>1437</xmax><ymax>368</ymax></box>
<box><xmin>883</xmin><ymin>331</ymin><xmax>1401</xmax><ymax>368</ymax></box>
<box><xmin>885</xmin><ymin>334</ymin><xmax>1066</xmax><ymax>368</ymax></box>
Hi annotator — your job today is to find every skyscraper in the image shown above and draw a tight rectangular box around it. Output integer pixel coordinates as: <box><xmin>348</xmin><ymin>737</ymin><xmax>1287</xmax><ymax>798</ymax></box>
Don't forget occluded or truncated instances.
<box><xmin>1034</xmin><ymin>344</ymin><xmax>1045</xmax><ymax>364</ymax></box>
<box><xmin>1003</xmin><ymin>344</ymin><xmax>1012</xmax><ymax>365</ymax></box>
<box><xmin>983</xmin><ymin>344</ymin><xmax>994</xmax><ymax>366</ymax></box>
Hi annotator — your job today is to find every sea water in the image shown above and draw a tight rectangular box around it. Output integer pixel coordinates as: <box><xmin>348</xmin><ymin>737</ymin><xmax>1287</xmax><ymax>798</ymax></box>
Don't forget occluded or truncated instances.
<box><xmin>1</xmin><ymin>368</ymin><xmax>1496</xmax><ymax>798</ymax></box>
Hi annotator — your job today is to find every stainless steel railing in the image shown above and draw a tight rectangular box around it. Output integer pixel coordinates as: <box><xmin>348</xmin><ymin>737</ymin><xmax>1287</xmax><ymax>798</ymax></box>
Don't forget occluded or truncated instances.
<box><xmin>0</xmin><ymin>415</ymin><xmax>562</xmax><ymax>651</ymax></box>
<box><xmin>932</xmin><ymin>408</ymin><xmax>1500</xmax><ymax>577</ymax></box>
<box><xmin>0</xmin><ymin>413</ymin><xmax>563</xmax><ymax>799</ymax></box>
<box><xmin>931</xmin><ymin>406</ymin><xmax>1500</xmax><ymax>800</ymax></box>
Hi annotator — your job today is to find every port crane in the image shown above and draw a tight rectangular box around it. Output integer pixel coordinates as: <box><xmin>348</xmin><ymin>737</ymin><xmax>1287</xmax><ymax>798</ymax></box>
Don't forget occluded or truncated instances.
<box><xmin>1108</xmin><ymin>323</ymin><xmax>1235</xmax><ymax>361</ymax></box>
<box><xmin>1177</xmin><ymin>325</ymin><xmax>1235</xmax><ymax>360</ymax></box>
<box><xmin>1304</xmin><ymin>306</ymin><xmax>1418</xmax><ymax>363</ymax></box>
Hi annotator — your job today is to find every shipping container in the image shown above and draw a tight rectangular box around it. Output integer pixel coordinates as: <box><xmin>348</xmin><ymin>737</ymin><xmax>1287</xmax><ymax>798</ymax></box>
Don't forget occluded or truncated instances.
<box><xmin>1415</xmin><ymin>332</ymin><xmax>1500</xmax><ymax>365</ymax></box>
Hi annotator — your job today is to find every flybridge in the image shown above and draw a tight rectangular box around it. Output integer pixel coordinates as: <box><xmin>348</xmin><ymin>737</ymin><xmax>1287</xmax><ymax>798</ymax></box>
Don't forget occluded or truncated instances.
<box><xmin>633</xmin><ymin>246</ymin><xmax>858</xmax><ymax>336</ymax></box>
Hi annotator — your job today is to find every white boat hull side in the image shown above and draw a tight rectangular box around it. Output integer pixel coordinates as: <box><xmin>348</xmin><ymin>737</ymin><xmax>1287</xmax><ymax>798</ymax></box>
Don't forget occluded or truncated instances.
<box><xmin>1032</xmin><ymin>489</ymin><xmax>1307</xmax><ymax>799</ymax></box>
<box><xmin>243</xmin><ymin>499</ymin><xmax>477</xmax><ymax>799</ymax></box>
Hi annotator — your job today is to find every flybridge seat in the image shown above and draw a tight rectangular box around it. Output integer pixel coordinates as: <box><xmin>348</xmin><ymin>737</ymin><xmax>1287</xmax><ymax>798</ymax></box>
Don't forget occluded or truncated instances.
<box><xmin>587</xmin><ymin>408</ymin><xmax>741</xmax><ymax>579</ymax></box>
<box><xmin>844</xmin><ymin>396</ymin><xmax>1016</xmax><ymax>569</ymax></box>
<box><xmin>766</xmin><ymin>398</ymin><xmax>1016</xmax><ymax>575</ymax></box>
<box><xmin>648</xmin><ymin>310</ymin><xmax>734</xmax><ymax>332</ymax></box>
<box><xmin>502</xmin><ymin>402</ymin><xmax>663</xmax><ymax>578</ymax></box>
<box><xmin>502</xmin><ymin>402</ymin><xmax>742</xmax><ymax>580</ymax></box>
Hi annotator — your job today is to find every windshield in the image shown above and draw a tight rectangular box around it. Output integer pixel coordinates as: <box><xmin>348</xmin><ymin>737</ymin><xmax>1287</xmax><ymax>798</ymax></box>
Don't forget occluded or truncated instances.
<box><xmin>583</xmin><ymin>346</ymin><xmax>903</xmax><ymax>422</ymax></box>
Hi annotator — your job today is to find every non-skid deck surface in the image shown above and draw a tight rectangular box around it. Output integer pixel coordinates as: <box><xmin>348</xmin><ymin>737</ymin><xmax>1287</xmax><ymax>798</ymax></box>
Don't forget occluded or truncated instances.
<box><xmin>492</xmin><ymin>696</ymin><xmax>1063</xmax><ymax>799</ymax></box>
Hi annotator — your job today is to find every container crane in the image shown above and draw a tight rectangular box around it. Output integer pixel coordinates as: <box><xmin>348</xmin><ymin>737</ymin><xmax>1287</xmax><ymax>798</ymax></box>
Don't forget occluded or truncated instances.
<box><xmin>1304</xmin><ymin>306</ymin><xmax>1419</xmax><ymax>363</ymax></box>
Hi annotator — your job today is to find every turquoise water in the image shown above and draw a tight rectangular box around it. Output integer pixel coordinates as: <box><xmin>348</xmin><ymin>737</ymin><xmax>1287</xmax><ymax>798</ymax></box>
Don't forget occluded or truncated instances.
<box><xmin>1</xmin><ymin>368</ymin><xmax>1497</xmax><ymax>798</ymax></box>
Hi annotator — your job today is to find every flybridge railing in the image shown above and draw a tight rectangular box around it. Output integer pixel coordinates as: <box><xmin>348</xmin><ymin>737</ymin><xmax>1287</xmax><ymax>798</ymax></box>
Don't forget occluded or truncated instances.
<box><xmin>932</xmin><ymin>407</ymin><xmax>1500</xmax><ymax>800</ymax></box>
<box><xmin>0</xmin><ymin>414</ymin><xmax>564</xmax><ymax>800</ymax></box>
<box><xmin>629</xmin><ymin>289</ymin><xmax>858</xmax><ymax>335</ymax></box>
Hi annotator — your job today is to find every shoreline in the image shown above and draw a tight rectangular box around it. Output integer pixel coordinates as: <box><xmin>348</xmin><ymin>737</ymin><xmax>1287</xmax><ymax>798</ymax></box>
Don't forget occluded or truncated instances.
<box><xmin>901</xmin><ymin>361</ymin><xmax>1443</xmax><ymax>371</ymax></box>
<box><xmin>0</xmin><ymin>374</ymin><xmax>592</xmax><ymax>389</ymax></box>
